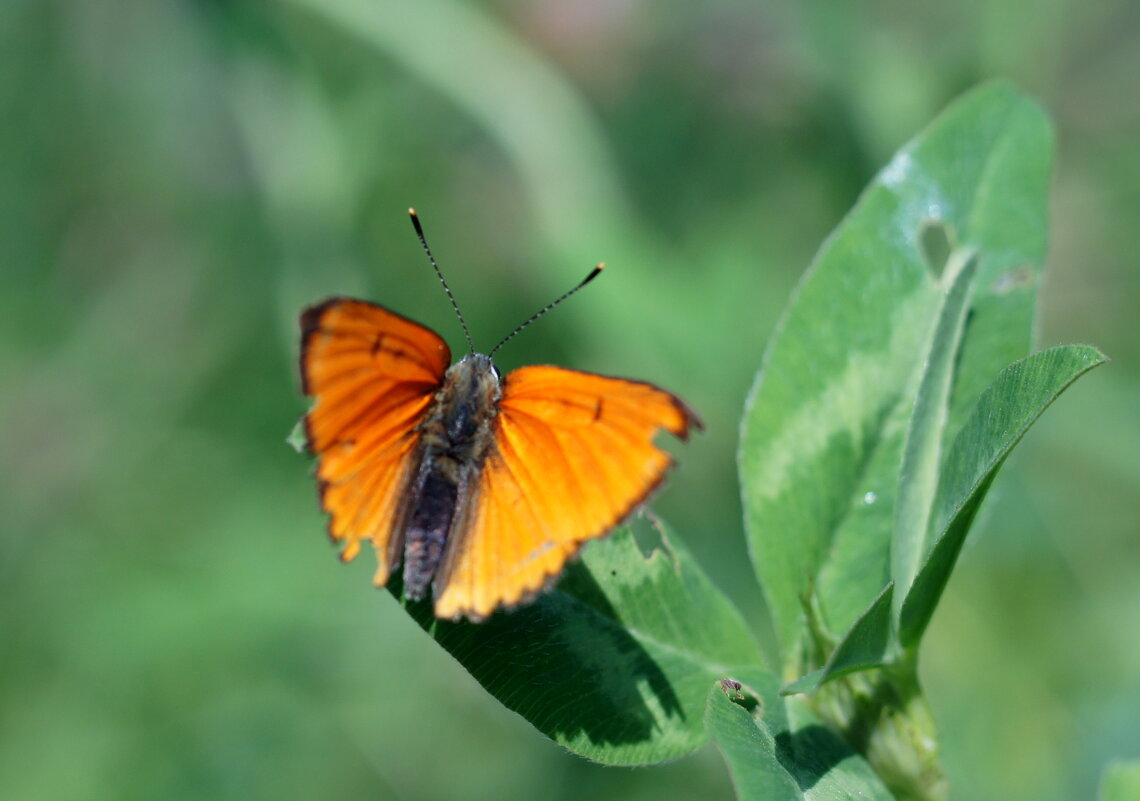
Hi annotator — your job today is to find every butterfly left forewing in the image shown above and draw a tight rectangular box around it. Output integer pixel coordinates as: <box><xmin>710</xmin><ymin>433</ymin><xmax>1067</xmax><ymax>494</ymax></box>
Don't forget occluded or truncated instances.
<box><xmin>432</xmin><ymin>365</ymin><xmax>701</xmax><ymax>621</ymax></box>
<box><xmin>301</xmin><ymin>299</ymin><xmax>450</xmax><ymax>583</ymax></box>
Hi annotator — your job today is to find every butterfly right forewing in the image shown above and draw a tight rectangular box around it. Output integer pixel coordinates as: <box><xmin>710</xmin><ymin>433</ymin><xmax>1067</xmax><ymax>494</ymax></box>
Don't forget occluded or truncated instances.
<box><xmin>301</xmin><ymin>299</ymin><xmax>451</xmax><ymax>585</ymax></box>
<box><xmin>432</xmin><ymin>365</ymin><xmax>701</xmax><ymax>621</ymax></box>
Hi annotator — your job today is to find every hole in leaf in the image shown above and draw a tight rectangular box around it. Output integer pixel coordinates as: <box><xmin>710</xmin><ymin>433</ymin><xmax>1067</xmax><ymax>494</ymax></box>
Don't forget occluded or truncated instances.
<box><xmin>628</xmin><ymin>513</ymin><xmax>666</xmax><ymax>559</ymax></box>
<box><xmin>920</xmin><ymin>219</ymin><xmax>954</xmax><ymax>279</ymax></box>
<box><xmin>992</xmin><ymin>265</ymin><xmax>1036</xmax><ymax>294</ymax></box>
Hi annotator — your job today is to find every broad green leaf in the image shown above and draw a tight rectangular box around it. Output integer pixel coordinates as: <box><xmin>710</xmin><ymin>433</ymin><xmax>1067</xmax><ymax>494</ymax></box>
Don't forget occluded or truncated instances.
<box><xmin>705</xmin><ymin>668</ymin><xmax>896</xmax><ymax>800</ymax></box>
<box><xmin>740</xmin><ymin>81</ymin><xmax>1053</xmax><ymax>673</ymax></box>
<box><xmin>899</xmin><ymin>345</ymin><xmax>1108</xmax><ymax>646</ymax></box>
<box><xmin>395</xmin><ymin>522</ymin><xmax>764</xmax><ymax>765</ymax></box>
<box><xmin>1099</xmin><ymin>759</ymin><xmax>1140</xmax><ymax>801</ymax></box>
<box><xmin>782</xmin><ymin>583</ymin><xmax>895</xmax><ymax>696</ymax></box>
<box><xmin>891</xmin><ymin>250</ymin><xmax>978</xmax><ymax>622</ymax></box>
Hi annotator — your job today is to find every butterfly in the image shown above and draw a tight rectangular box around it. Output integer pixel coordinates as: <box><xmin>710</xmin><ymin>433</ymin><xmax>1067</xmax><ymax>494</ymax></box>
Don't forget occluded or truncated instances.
<box><xmin>298</xmin><ymin>210</ymin><xmax>701</xmax><ymax>622</ymax></box>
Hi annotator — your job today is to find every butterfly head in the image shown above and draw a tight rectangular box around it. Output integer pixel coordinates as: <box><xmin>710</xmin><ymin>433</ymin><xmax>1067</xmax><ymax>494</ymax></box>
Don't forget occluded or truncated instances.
<box><xmin>448</xmin><ymin>352</ymin><xmax>502</xmax><ymax>388</ymax></box>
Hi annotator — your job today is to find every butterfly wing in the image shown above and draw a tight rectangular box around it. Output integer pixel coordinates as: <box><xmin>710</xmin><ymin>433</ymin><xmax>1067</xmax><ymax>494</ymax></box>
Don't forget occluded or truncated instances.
<box><xmin>432</xmin><ymin>365</ymin><xmax>701</xmax><ymax>620</ymax></box>
<box><xmin>300</xmin><ymin>298</ymin><xmax>450</xmax><ymax>586</ymax></box>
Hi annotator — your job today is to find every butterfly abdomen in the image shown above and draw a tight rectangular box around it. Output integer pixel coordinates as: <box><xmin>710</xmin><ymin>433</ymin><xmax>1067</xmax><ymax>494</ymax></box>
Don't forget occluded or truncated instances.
<box><xmin>402</xmin><ymin>468</ymin><xmax>458</xmax><ymax>600</ymax></box>
<box><xmin>402</xmin><ymin>354</ymin><xmax>502</xmax><ymax>601</ymax></box>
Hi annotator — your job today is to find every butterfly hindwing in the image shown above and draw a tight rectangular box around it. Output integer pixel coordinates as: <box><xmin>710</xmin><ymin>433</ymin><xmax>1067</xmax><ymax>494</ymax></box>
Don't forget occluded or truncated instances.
<box><xmin>432</xmin><ymin>365</ymin><xmax>701</xmax><ymax>620</ymax></box>
<box><xmin>300</xmin><ymin>299</ymin><xmax>450</xmax><ymax>584</ymax></box>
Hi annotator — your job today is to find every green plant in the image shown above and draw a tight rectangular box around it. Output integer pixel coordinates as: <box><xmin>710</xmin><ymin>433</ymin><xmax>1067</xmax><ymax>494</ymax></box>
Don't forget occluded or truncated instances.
<box><xmin>381</xmin><ymin>82</ymin><xmax>1105</xmax><ymax>799</ymax></box>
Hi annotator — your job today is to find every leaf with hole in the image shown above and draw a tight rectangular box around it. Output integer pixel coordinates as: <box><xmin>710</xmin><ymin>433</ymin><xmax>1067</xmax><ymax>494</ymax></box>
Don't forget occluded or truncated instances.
<box><xmin>740</xmin><ymin>80</ymin><xmax>1054</xmax><ymax>675</ymax></box>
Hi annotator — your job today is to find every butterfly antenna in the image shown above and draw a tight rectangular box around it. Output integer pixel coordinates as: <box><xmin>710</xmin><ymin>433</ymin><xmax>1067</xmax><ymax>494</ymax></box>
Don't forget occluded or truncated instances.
<box><xmin>409</xmin><ymin>208</ymin><xmax>476</xmax><ymax>355</ymax></box>
<box><xmin>488</xmin><ymin>263</ymin><xmax>604</xmax><ymax>359</ymax></box>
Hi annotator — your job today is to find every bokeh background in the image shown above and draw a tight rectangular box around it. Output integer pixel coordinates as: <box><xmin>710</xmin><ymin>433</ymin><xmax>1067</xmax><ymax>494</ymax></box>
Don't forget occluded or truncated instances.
<box><xmin>2</xmin><ymin>1</ymin><xmax>1137</xmax><ymax>799</ymax></box>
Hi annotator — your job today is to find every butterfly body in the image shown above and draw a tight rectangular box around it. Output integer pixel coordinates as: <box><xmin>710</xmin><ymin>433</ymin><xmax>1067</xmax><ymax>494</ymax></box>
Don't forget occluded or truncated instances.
<box><xmin>301</xmin><ymin>296</ymin><xmax>700</xmax><ymax>622</ymax></box>
<box><xmin>402</xmin><ymin>353</ymin><xmax>501</xmax><ymax>601</ymax></box>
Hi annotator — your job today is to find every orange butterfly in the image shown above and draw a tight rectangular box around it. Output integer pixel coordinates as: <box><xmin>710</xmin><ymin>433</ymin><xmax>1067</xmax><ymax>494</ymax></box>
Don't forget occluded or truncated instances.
<box><xmin>299</xmin><ymin>210</ymin><xmax>701</xmax><ymax>621</ymax></box>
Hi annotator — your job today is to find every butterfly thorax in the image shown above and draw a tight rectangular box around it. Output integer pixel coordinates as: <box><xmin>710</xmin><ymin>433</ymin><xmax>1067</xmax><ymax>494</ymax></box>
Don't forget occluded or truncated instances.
<box><xmin>421</xmin><ymin>354</ymin><xmax>502</xmax><ymax>463</ymax></box>
<box><xmin>402</xmin><ymin>353</ymin><xmax>502</xmax><ymax>601</ymax></box>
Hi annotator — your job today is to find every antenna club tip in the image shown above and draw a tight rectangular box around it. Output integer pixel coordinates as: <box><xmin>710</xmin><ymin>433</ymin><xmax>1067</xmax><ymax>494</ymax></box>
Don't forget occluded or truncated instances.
<box><xmin>596</xmin><ymin>262</ymin><xmax>605</xmax><ymax>271</ymax></box>
<box><xmin>409</xmin><ymin>208</ymin><xmax>426</xmax><ymax>237</ymax></box>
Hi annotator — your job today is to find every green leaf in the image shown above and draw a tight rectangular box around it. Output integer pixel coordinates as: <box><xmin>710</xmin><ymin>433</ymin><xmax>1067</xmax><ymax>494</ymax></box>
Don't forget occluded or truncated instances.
<box><xmin>782</xmin><ymin>583</ymin><xmax>895</xmax><ymax>695</ymax></box>
<box><xmin>705</xmin><ymin>669</ymin><xmax>896</xmax><ymax>800</ymax></box>
<box><xmin>396</xmin><ymin>522</ymin><xmax>764</xmax><ymax>765</ymax></box>
<box><xmin>705</xmin><ymin>670</ymin><xmax>802</xmax><ymax>801</ymax></box>
<box><xmin>740</xmin><ymin>80</ymin><xmax>1053</xmax><ymax>673</ymax></box>
<box><xmin>1099</xmin><ymin>759</ymin><xmax>1140</xmax><ymax>801</ymax></box>
<box><xmin>899</xmin><ymin>344</ymin><xmax>1107</xmax><ymax>646</ymax></box>
<box><xmin>942</xmin><ymin>87</ymin><xmax>1054</xmax><ymax>444</ymax></box>
<box><xmin>891</xmin><ymin>250</ymin><xmax>978</xmax><ymax>622</ymax></box>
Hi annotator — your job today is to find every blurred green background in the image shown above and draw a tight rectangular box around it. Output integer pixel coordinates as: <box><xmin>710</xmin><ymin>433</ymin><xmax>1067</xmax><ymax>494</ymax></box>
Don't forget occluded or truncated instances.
<box><xmin>2</xmin><ymin>0</ymin><xmax>1137</xmax><ymax>799</ymax></box>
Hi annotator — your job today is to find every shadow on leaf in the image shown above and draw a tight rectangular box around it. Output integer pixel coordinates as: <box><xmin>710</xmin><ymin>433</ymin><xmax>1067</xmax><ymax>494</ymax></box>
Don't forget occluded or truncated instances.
<box><xmin>775</xmin><ymin>724</ymin><xmax>854</xmax><ymax>791</ymax></box>
<box><xmin>391</xmin><ymin>559</ymin><xmax>684</xmax><ymax>750</ymax></box>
